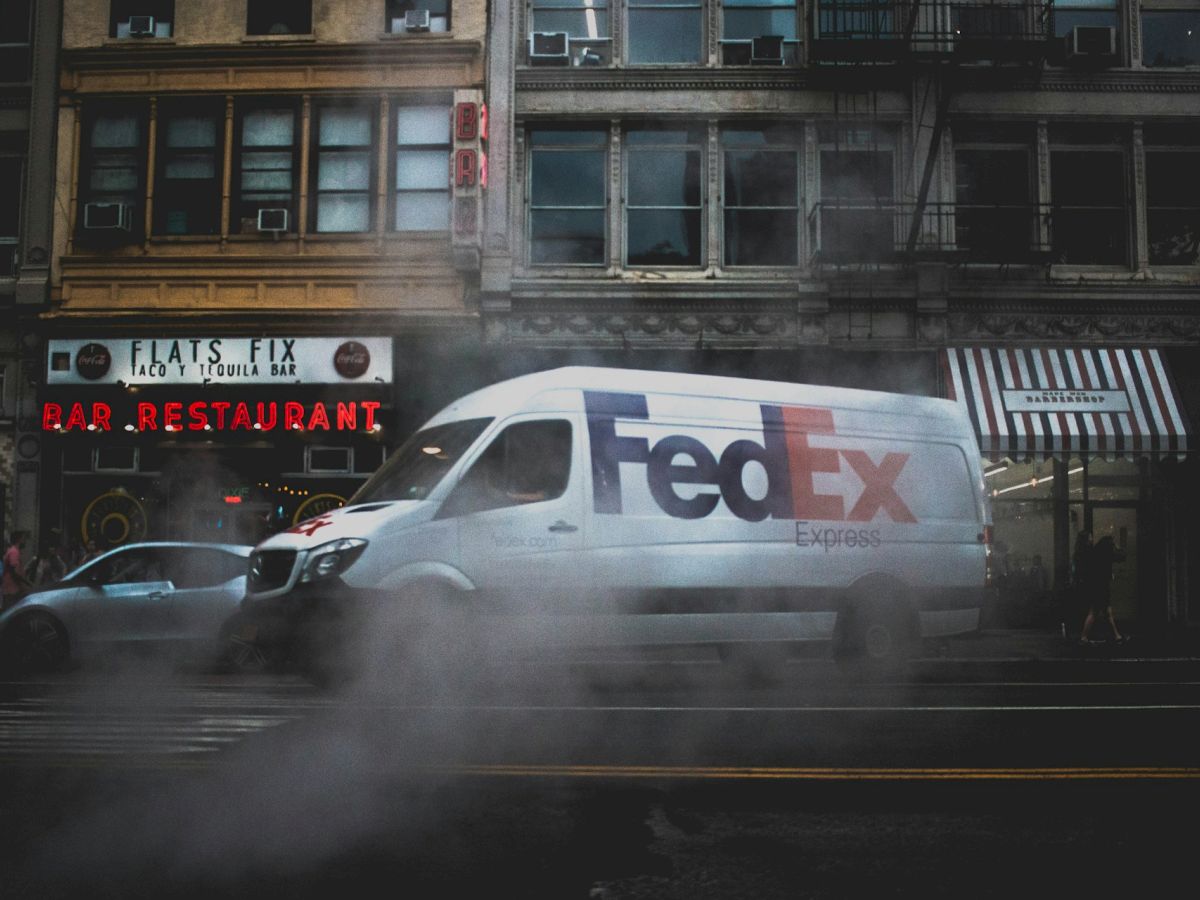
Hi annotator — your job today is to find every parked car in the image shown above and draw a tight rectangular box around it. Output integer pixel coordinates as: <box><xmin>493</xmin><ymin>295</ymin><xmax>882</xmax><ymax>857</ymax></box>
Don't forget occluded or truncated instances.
<box><xmin>0</xmin><ymin>541</ymin><xmax>260</xmax><ymax>673</ymax></box>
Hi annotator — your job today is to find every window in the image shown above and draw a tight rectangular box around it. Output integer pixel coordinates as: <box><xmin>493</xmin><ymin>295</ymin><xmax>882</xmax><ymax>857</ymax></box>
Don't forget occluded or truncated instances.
<box><xmin>529</xmin><ymin>128</ymin><xmax>607</xmax><ymax>265</ymax></box>
<box><xmin>722</xmin><ymin>124</ymin><xmax>800</xmax><ymax>266</ymax></box>
<box><xmin>625</xmin><ymin>126</ymin><xmax>704</xmax><ymax>266</ymax></box>
<box><xmin>628</xmin><ymin>0</ymin><xmax>703</xmax><ymax>64</ymax></box>
<box><xmin>0</xmin><ymin>156</ymin><xmax>20</xmax><ymax>276</ymax></box>
<box><xmin>110</xmin><ymin>1</ymin><xmax>174</xmax><ymax>38</ymax></box>
<box><xmin>0</xmin><ymin>0</ymin><xmax>31</xmax><ymax>81</ymax></box>
<box><xmin>1142</xmin><ymin>7</ymin><xmax>1200</xmax><ymax>67</ymax></box>
<box><xmin>1051</xmin><ymin>0</ymin><xmax>1118</xmax><ymax>62</ymax></box>
<box><xmin>387</xmin><ymin>0</ymin><xmax>451</xmax><ymax>33</ymax></box>
<box><xmin>312</xmin><ymin>104</ymin><xmax>375</xmax><ymax>233</ymax></box>
<box><xmin>721</xmin><ymin>1</ymin><xmax>800</xmax><ymax>65</ymax></box>
<box><xmin>154</xmin><ymin>104</ymin><xmax>222</xmax><ymax>235</ymax></box>
<box><xmin>1049</xmin><ymin>127</ymin><xmax>1128</xmax><ymax>265</ymax></box>
<box><xmin>530</xmin><ymin>0</ymin><xmax>611</xmax><ymax>64</ymax></box>
<box><xmin>393</xmin><ymin>105</ymin><xmax>451</xmax><ymax>230</ymax></box>
<box><xmin>817</xmin><ymin>125</ymin><xmax>896</xmax><ymax>263</ymax></box>
<box><xmin>233</xmin><ymin>103</ymin><xmax>299</xmax><ymax>233</ymax></box>
<box><xmin>441</xmin><ymin>420</ymin><xmax>573</xmax><ymax>516</ymax></box>
<box><xmin>352</xmin><ymin>418</ymin><xmax>493</xmax><ymax>504</ymax></box>
<box><xmin>247</xmin><ymin>0</ymin><xmax>311</xmax><ymax>36</ymax></box>
<box><xmin>165</xmin><ymin>548</ymin><xmax>246</xmax><ymax>588</ymax></box>
<box><xmin>814</xmin><ymin>0</ymin><xmax>896</xmax><ymax>41</ymax></box>
<box><xmin>1145</xmin><ymin>127</ymin><xmax>1200</xmax><ymax>265</ymax></box>
<box><xmin>79</xmin><ymin>107</ymin><xmax>146</xmax><ymax>239</ymax></box>
<box><xmin>953</xmin><ymin>124</ymin><xmax>1039</xmax><ymax>262</ymax></box>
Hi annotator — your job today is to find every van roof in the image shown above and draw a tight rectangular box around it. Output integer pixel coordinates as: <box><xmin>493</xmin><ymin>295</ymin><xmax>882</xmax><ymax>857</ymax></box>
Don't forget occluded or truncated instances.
<box><xmin>425</xmin><ymin>366</ymin><xmax>969</xmax><ymax>433</ymax></box>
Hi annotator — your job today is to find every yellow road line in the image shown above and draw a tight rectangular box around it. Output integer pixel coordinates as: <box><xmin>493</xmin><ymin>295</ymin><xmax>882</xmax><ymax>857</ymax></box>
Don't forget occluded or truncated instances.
<box><xmin>422</xmin><ymin>764</ymin><xmax>1200</xmax><ymax>781</ymax></box>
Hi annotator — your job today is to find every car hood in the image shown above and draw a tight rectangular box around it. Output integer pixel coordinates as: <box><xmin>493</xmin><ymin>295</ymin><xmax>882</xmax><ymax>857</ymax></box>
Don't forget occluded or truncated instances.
<box><xmin>253</xmin><ymin>500</ymin><xmax>433</xmax><ymax>551</ymax></box>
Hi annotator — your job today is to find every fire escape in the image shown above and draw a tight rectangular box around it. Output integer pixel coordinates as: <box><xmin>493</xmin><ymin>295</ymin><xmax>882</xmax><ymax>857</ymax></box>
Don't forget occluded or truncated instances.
<box><xmin>807</xmin><ymin>0</ymin><xmax>1053</xmax><ymax>270</ymax></box>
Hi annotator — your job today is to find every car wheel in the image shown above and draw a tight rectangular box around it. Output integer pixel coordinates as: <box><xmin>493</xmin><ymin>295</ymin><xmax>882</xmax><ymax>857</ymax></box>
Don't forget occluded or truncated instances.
<box><xmin>834</xmin><ymin>597</ymin><xmax>914</xmax><ymax>677</ymax></box>
<box><xmin>3</xmin><ymin>612</ymin><xmax>70</xmax><ymax>673</ymax></box>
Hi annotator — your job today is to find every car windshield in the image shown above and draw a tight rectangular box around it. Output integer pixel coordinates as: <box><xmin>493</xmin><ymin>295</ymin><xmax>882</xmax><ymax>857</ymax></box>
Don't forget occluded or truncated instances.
<box><xmin>350</xmin><ymin>417</ymin><xmax>493</xmax><ymax>504</ymax></box>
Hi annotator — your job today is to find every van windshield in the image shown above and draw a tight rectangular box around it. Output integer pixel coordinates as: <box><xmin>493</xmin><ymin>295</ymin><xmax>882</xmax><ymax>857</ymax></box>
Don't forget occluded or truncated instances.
<box><xmin>350</xmin><ymin>417</ymin><xmax>493</xmax><ymax>504</ymax></box>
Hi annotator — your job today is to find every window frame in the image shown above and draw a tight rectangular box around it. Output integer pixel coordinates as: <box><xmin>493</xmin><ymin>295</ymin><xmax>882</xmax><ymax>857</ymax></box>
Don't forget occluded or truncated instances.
<box><xmin>1047</xmin><ymin>129</ymin><xmax>1130</xmax><ymax>266</ymax></box>
<box><xmin>231</xmin><ymin>99</ymin><xmax>301</xmax><ymax>235</ymax></box>
<box><xmin>527</xmin><ymin>126</ymin><xmax>610</xmax><ymax>267</ymax></box>
<box><xmin>720</xmin><ymin>0</ymin><xmax>801</xmax><ymax>66</ymax></box>
<box><xmin>720</xmin><ymin>123</ymin><xmax>802</xmax><ymax>267</ymax></box>
<box><xmin>0</xmin><ymin>155</ymin><xmax>22</xmax><ymax>276</ymax></box>
<box><xmin>310</xmin><ymin>101</ymin><xmax>378</xmax><ymax>234</ymax></box>
<box><xmin>153</xmin><ymin>100</ymin><xmax>224</xmax><ymax>237</ymax></box>
<box><xmin>626</xmin><ymin>0</ymin><xmax>705</xmax><ymax>65</ymax></box>
<box><xmin>1143</xmin><ymin>135</ymin><xmax>1200</xmax><ymax>266</ymax></box>
<box><xmin>391</xmin><ymin>101</ymin><xmax>452</xmax><ymax>232</ymax></box>
<box><xmin>1140</xmin><ymin>6</ymin><xmax>1200</xmax><ymax>68</ymax></box>
<box><xmin>109</xmin><ymin>1</ymin><xmax>175</xmax><ymax>39</ymax></box>
<box><xmin>623</xmin><ymin>124</ymin><xmax>706</xmax><ymax>268</ymax></box>
<box><xmin>78</xmin><ymin>103</ymin><xmax>149</xmax><ymax>243</ymax></box>
<box><xmin>814</xmin><ymin>124</ymin><xmax>899</xmax><ymax>264</ymax></box>
<box><xmin>386</xmin><ymin>1</ymin><xmax>452</xmax><ymax>34</ymax></box>
<box><xmin>246</xmin><ymin>0</ymin><xmax>312</xmax><ymax>36</ymax></box>
<box><xmin>952</xmin><ymin>124</ymin><xmax>1041</xmax><ymax>263</ymax></box>
<box><xmin>0</xmin><ymin>0</ymin><xmax>32</xmax><ymax>82</ymax></box>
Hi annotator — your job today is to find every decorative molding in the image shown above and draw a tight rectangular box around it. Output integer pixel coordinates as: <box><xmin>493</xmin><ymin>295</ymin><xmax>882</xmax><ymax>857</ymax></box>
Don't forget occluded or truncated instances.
<box><xmin>493</xmin><ymin>308</ymin><xmax>797</xmax><ymax>347</ymax></box>
<box><xmin>948</xmin><ymin>311</ymin><xmax>1200</xmax><ymax>342</ymax></box>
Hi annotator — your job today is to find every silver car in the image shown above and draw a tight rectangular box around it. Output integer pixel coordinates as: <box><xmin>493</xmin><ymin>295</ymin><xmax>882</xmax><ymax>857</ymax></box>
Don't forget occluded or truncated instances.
<box><xmin>0</xmin><ymin>541</ymin><xmax>258</xmax><ymax>673</ymax></box>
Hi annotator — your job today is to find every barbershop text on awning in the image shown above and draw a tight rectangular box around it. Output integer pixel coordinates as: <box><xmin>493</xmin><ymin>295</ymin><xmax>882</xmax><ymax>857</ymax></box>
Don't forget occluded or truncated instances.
<box><xmin>941</xmin><ymin>347</ymin><xmax>1190</xmax><ymax>461</ymax></box>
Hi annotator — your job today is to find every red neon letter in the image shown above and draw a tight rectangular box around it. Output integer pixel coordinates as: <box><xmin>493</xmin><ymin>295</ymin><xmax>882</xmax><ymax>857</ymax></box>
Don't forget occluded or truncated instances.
<box><xmin>211</xmin><ymin>401</ymin><xmax>230</xmax><ymax>430</ymax></box>
<box><xmin>91</xmin><ymin>403</ymin><xmax>112</xmax><ymax>431</ymax></box>
<box><xmin>336</xmin><ymin>402</ymin><xmax>357</xmax><ymax>430</ymax></box>
<box><xmin>138</xmin><ymin>403</ymin><xmax>157</xmax><ymax>431</ymax></box>
<box><xmin>163</xmin><ymin>402</ymin><xmax>182</xmax><ymax>431</ymax></box>
<box><xmin>362</xmin><ymin>401</ymin><xmax>380</xmax><ymax>430</ymax></box>
<box><xmin>256</xmin><ymin>402</ymin><xmax>277</xmax><ymax>431</ymax></box>
<box><xmin>455</xmin><ymin>102</ymin><xmax>478</xmax><ymax>141</ymax></box>
<box><xmin>188</xmin><ymin>401</ymin><xmax>208</xmax><ymax>431</ymax></box>
<box><xmin>455</xmin><ymin>149</ymin><xmax>477</xmax><ymax>187</ymax></box>
<box><xmin>65</xmin><ymin>403</ymin><xmax>87</xmax><ymax>431</ymax></box>
<box><xmin>231</xmin><ymin>402</ymin><xmax>252</xmax><ymax>430</ymax></box>
<box><xmin>284</xmin><ymin>402</ymin><xmax>305</xmax><ymax>430</ymax></box>
<box><xmin>307</xmin><ymin>404</ymin><xmax>330</xmax><ymax>431</ymax></box>
<box><xmin>42</xmin><ymin>403</ymin><xmax>62</xmax><ymax>430</ymax></box>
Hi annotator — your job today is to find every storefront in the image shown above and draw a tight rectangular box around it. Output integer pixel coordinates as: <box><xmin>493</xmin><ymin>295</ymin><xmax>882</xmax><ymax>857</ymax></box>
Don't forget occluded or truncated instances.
<box><xmin>39</xmin><ymin>336</ymin><xmax>393</xmax><ymax>550</ymax></box>
<box><xmin>942</xmin><ymin>347</ymin><xmax>1193</xmax><ymax>635</ymax></box>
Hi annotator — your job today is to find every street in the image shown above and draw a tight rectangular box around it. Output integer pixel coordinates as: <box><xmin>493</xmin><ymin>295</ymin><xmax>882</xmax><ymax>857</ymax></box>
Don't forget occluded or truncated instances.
<box><xmin>1</xmin><ymin>650</ymin><xmax>1198</xmax><ymax>899</ymax></box>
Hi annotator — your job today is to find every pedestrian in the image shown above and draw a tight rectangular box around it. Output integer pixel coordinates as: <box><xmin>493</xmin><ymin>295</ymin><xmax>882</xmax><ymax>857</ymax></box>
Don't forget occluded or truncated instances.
<box><xmin>28</xmin><ymin>532</ymin><xmax>70</xmax><ymax>587</ymax></box>
<box><xmin>3</xmin><ymin>530</ymin><xmax>34</xmax><ymax>610</ymax></box>
<box><xmin>1069</xmin><ymin>529</ymin><xmax>1092</xmax><ymax>639</ymax></box>
<box><xmin>1080</xmin><ymin>533</ymin><xmax>1127</xmax><ymax>645</ymax></box>
<box><xmin>77</xmin><ymin>539</ymin><xmax>100</xmax><ymax>566</ymax></box>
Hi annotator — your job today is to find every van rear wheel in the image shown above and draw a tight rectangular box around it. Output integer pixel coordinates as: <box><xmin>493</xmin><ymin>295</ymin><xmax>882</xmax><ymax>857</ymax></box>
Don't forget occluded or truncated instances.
<box><xmin>834</xmin><ymin>599</ymin><xmax>915</xmax><ymax>675</ymax></box>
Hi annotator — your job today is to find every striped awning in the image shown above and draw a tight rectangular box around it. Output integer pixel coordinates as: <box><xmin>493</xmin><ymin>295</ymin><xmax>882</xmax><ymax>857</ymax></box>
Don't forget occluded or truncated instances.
<box><xmin>941</xmin><ymin>347</ymin><xmax>1190</xmax><ymax>461</ymax></box>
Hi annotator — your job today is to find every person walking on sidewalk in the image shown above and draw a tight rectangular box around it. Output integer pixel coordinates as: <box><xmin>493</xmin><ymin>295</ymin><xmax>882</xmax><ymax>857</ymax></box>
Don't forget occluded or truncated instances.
<box><xmin>1080</xmin><ymin>533</ymin><xmax>1127</xmax><ymax>645</ymax></box>
<box><xmin>1069</xmin><ymin>529</ymin><xmax>1092</xmax><ymax>639</ymax></box>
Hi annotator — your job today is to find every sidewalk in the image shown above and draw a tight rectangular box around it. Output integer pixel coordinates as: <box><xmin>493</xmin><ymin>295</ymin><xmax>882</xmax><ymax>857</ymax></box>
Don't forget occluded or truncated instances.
<box><xmin>928</xmin><ymin>626</ymin><xmax>1200</xmax><ymax>663</ymax></box>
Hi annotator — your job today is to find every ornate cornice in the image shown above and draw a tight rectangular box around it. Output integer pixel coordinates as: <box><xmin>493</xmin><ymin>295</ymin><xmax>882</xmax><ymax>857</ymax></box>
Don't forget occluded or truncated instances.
<box><xmin>948</xmin><ymin>305</ymin><xmax>1200</xmax><ymax>343</ymax></box>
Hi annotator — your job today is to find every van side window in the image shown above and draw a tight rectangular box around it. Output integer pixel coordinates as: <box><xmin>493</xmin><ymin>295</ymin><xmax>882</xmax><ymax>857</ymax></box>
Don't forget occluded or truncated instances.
<box><xmin>440</xmin><ymin>420</ymin><xmax>573</xmax><ymax>517</ymax></box>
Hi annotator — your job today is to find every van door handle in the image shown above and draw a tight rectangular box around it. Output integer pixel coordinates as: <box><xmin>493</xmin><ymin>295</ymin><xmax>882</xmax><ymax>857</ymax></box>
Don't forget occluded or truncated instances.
<box><xmin>147</xmin><ymin>591</ymin><xmax>166</xmax><ymax>601</ymax></box>
<box><xmin>548</xmin><ymin>520</ymin><xmax>578</xmax><ymax>534</ymax></box>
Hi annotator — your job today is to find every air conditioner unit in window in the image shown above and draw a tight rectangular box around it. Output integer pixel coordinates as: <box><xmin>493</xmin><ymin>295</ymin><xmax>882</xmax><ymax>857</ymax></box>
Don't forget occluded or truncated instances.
<box><xmin>1065</xmin><ymin>25</ymin><xmax>1117</xmax><ymax>61</ymax></box>
<box><xmin>751</xmin><ymin>35</ymin><xmax>785</xmax><ymax>65</ymax></box>
<box><xmin>83</xmin><ymin>202</ymin><xmax>133</xmax><ymax>231</ymax></box>
<box><xmin>404</xmin><ymin>9</ymin><xmax>431</xmax><ymax>32</ymax></box>
<box><xmin>529</xmin><ymin>32</ymin><xmax>570</xmax><ymax>65</ymax></box>
<box><xmin>127</xmin><ymin>16</ymin><xmax>156</xmax><ymax>37</ymax></box>
<box><xmin>257</xmin><ymin>208</ymin><xmax>289</xmax><ymax>232</ymax></box>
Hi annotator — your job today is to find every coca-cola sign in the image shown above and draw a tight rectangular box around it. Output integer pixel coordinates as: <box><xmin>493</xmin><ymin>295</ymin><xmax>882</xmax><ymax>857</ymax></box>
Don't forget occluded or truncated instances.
<box><xmin>76</xmin><ymin>343</ymin><xmax>111</xmax><ymax>380</ymax></box>
<box><xmin>333</xmin><ymin>341</ymin><xmax>371</xmax><ymax>380</ymax></box>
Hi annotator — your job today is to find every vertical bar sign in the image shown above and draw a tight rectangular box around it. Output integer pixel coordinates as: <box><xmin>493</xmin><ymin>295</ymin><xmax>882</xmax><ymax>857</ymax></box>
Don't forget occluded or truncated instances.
<box><xmin>452</xmin><ymin>89</ymin><xmax>485</xmax><ymax>266</ymax></box>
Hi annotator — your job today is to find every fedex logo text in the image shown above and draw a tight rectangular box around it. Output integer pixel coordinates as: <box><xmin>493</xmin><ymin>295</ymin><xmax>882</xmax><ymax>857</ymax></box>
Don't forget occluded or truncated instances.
<box><xmin>584</xmin><ymin>391</ymin><xmax>916</xmax><ymax>524</ymax></box>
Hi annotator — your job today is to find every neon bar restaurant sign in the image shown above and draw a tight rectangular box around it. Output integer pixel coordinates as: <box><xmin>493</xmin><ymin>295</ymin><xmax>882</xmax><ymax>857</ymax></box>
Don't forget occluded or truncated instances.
<box><xmin>43</xmin><ymin>400</ymin><xmax>383</xmax><ymax>433</ymax></box>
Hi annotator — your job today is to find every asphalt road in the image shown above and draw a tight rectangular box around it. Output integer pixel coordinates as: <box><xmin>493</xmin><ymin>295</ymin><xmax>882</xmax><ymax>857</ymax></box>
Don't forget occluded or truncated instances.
<box><xmin>1</xmin><ymin>654</ymin><xmax>1198</xmax><ymax>899</ymax></box>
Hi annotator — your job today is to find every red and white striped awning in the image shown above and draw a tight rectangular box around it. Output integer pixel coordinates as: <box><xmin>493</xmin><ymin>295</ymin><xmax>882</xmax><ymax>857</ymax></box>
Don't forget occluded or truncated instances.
<box><xmin>941</xmin><ymin>347</ymin><xmax>1190</xmax><ymax>461</ymax></box>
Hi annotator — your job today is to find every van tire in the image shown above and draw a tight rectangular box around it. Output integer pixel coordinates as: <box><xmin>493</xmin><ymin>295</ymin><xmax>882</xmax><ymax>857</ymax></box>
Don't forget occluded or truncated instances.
<box><xmin>833</xmin><ymin>596</ymin><xmax>915</xmax><ymax>675</ymax></box>
<box><xmin>718</xmin><ymin>643</ymin><xmax>791</xmax><ymax>686</ymax></box>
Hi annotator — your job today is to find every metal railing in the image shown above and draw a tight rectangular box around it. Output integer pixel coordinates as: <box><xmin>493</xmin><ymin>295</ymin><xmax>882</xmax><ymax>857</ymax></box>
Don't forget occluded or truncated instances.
<box><xmin>808</xmin><ymin>200</ymin><xmax>1052</xmax><ymax>265</ymax></box>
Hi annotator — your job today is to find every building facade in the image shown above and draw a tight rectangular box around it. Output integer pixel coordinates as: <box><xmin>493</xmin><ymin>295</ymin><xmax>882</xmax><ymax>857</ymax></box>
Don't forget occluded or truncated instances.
<box><xmin>481</xmin><ymin>1</ymin><xmax>1199</xmax><ymax>634</ymax></box>
<box><xmin>38</xmin><ymin>0</ymin><xmax>488</xmax><ymax>548</ymax></box>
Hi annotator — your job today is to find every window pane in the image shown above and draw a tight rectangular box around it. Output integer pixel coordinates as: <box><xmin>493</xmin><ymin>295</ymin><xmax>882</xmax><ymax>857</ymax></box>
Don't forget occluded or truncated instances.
<box><xmin>532</xmin><ymin>10</ymin><xmax>610</xmax><ymax>37</ymax></box>
<box><xmin>628</xmin><ymin>10</ymin><xmax>702</xmax><ymax>63</ymax></box>
<box><xmin>317</xmin><ymin>152</ymin><xmax>370</xmax><ymax>190</ymax></box>
<box><xmin>725</xmin><ymin>209</ymin><xmax>797</xmax><ymax>265</ymax></box>
<box><xmin>319</xmin><ymin>108</ymin><xmax>371</xmax><ymax>146</ymax></box>
<box><xmin>531</xmin><ymin>210</ymin><xmax>606</xmax><ymax>264</ymax></box>
<box><xmin>628</xmin><ymin>150</ymin><xmax>701</xmax><ymax>206</ymax></box>
<box><xmin>530</xmin><ymin>129</ymin><xmax>607</xmax><ymax>146</ymax></box>
<box><xmin>396</xmin><ymin>107</ymin><xmax>450</xmax><ymax>145</ymax></box>
<box><xmin>92</xmin><ymin>116</ymin><xmax>139</xmax><ymax>148</ymax></box>
<box><xmin>1148</xmin><ymin>210</ymin><xmax>1200</xmax><ymax>265</ymax></box>
<box><xmin>724</xmin><ymin>151</ymin><xmax>796</xmax><ymax>207</ymax></box>
<box><xmin>166</xmin><ymin>117</ymin><xmax>216</xmax><ymax>148</ymax></box>
<box><xmin>1051</xmin><ymin>151</ymin><xmax>1124</xmax><ymax>205</ymax></box>
<box><xmin>1142</xmin><ymin>12</ymin><xmax>1200</xmax><ymax>67</ymax></box>
<box><xmin>396</xmin><ymin>150</ymin><xmax>448</xmax><ymax>189</ymax></box>
<box><xmin>317</xmin><ymin>195</ymin><xmax>371</xmax><ymax>233</ymax></box>
<box><xmin>242</xmin><ymin>110</ymin><xmax>294</xmax><ymax>146</ymax></box>
<box><xmin>1145</xmin><ymin>152</ymin><xmax>1200</xmax><ymax>207</ymax></box>
<box><xmin>820</xmin><ymin>151</ymin><xmax>894</xmax><ymax>199</ymax></box>
<box><xmin>396</xmin><ymin>191</ymin><xmax>449</xmax><ymax>229</ymax></box>
<box><xmin>820</xmin><ymin>208</ymin><xmax>895</xmax><ymax>262</ymax></box>
<box><xmin>724</xmin><ymin>10</ymin><xmax>799</xmax><ymax>40</ymax></box>
<box><xmin>1052</xmin><ymin>9</ymin><xmax>1118</xmax><ymax>36</ymax></box>
<box><xmin>627</xmin><ymin>209</ymin><xmax>702</xmax><ymax>265</ymax></box>
<box><xmin>90</xmin><ymin>161</ymin><xmax>139</xmax><ymax>192</ymax></box>
<box><xmin>164</xmin><ymin>153</ymin><xmax>216</xmax><ymax>179</ymax></box>
<box><xmin>1051</xmin><ymin>209</ymin><xmax>1126</xmax><ymax>264</ymax></box>
<box><xmin>531</xmin><ymin>150</ymin><xmax>606</xmax><ymax>205</ymax></box>
<box><xmin>955</xmin><ymin>150</ymin><xmax>1030</xmax><ymax>205</ymax></box>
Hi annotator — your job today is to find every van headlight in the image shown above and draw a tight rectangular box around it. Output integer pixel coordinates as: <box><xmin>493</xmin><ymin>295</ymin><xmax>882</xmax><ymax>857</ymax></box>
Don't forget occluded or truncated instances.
<box><xmin>300</xmin><ymin>538</ymin><xmax>368</xmax><ymax>583</ymax></box>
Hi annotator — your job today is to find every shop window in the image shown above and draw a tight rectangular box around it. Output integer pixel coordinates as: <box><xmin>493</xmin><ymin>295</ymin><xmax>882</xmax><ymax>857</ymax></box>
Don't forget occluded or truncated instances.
<box><xmin>816</xmin><ymin>125</ymin><xmax>896</xmax><ymax>263</ymax></box>
<box><xmin>154</xmin><ymin>104</ymin><xmax>222</xmax><ymax>236</ymax></box>
<box><xmin>1142</xmin><ymin>7</ymin><xmax>1200</xmax><ymax>67</ymax></box>
<box><xmin>387</xmin><ymin>0</ymin><xmax>450</xmax><ymax>33</ymax></box>
<box><xmin>1145</xmin><ymin>131</ymin><xmax>1200</xmax><ymax>265</ymax></box>
<box><xmin>529</xmin><ymin>0</ymin><xmax>610</xmax><ymax>64</ymax></box>
<box><xmin>312</xmin><ymin>104</ymin><xmax>375</xmax><ymax>233</ymax></box>
<box><xmin>78</xmin><ymin>106</ymin><xmax>147</xmax><ymax>243</ymax></box>
<box><xmin>721</xmin><ymin>1</ymin><xmax>800</xmax><ymax>65</ymax></box>
<box><xmin>306</xmin><ymin>446</ymin><xmax>354</xmax><ymax>474</ymax></box>
<box><xmin>233</xmin><ymin>103</ymin><xmax>299</xmax><ymax>234</ymax></box>
<box><xmin>247</xmin><ymin>0</ymin><xmax>311</xmax><ymax>36</ymax></box>
<box><xmin>628</xmin><ymin>0</ymin><xmax>703</xmax><ymax>64</ymax></box>
<box><xmin>441</xmin><ymin>420</ymin><xmax>573</xmax><ymax>516</ymax></box>
<box><xmin>95</xmin><ymin>446</ymin><xmax>139</xmax><ymax>472</ymax></box>
<box><xmin>393</xmin><ymin>104</ymin><xmax>451</xmax><ymax>230</ymax></box>
<box><xmin>625</xmin><ymin>126</ymin><xmax>704</xmax><ymax>266</ymax></box>
<box><xmin>953</xmin><ymin>123</ymin><xmax>1039</xmax><ymax>262</ymax></box>
<box><xmin>110</xmin><ymin>1</ymin><xmax>174</xmax><ymax>38</ymax></box>
<box><xmin>528</xmin><ymin>127</ymin><xmax>607</xmax><ymax>265</ymax></box>
<box><xmin>0</xmin><ymin>0</ymin><xmax>31</xmax><ymax>81</ymax></box>
<box><xmin>721</xmin><ymin>124</ymin><xmax>800</xmax><ymax>266</ymax></box>
<box><xmin>1049</xmin><ymin>128</ymin><xmax>1128</xmax><ymax>265</ymax></box>
<box><xmin>0</xmin><ymin>156</ymin><xmax>20</xmax><ymax>276</ymax></box>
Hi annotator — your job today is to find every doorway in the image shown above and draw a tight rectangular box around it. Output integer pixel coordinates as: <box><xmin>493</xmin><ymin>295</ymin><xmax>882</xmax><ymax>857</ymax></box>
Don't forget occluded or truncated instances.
<box><xmin>1090</xmin><ymin>504</ymin><xmax>1139</xmax><ymax>624</ymax></box>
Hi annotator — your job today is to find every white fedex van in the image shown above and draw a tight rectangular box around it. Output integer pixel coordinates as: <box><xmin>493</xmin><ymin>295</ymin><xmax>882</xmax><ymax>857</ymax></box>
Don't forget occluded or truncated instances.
<box><xmin>241</xmin><ymin>367</ymin><xmax>991</xmax><ymax>672</ymax></box>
